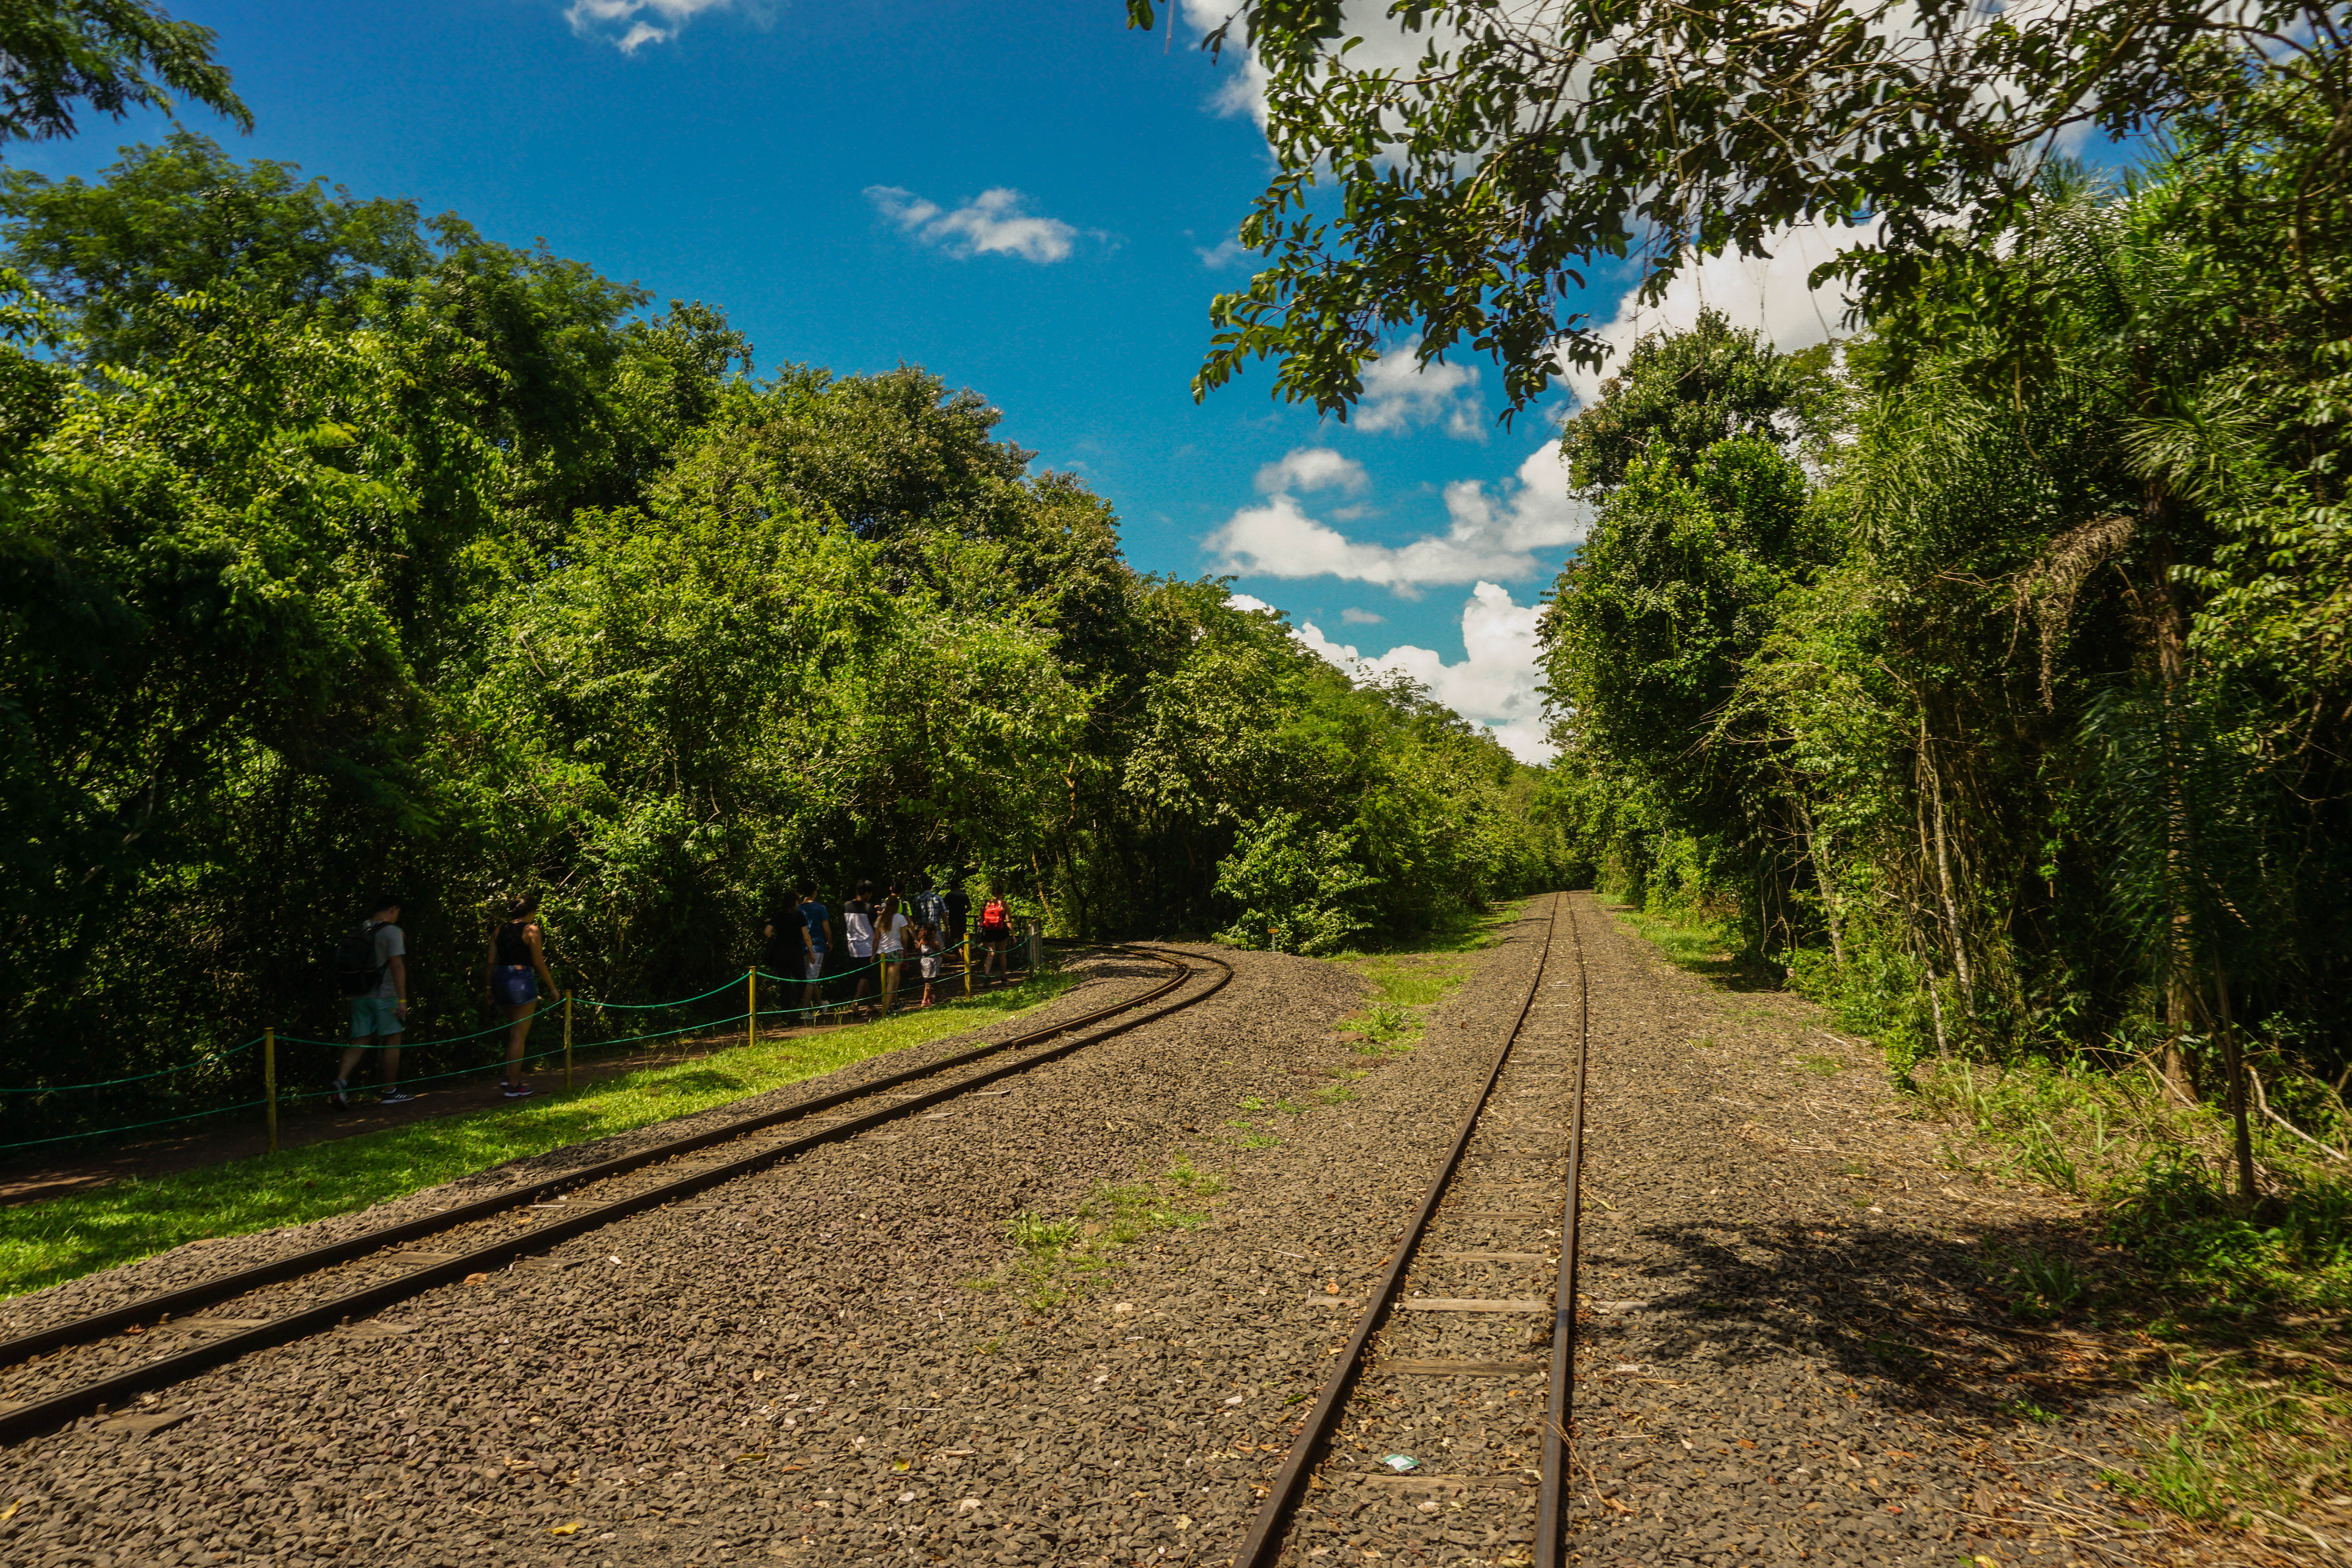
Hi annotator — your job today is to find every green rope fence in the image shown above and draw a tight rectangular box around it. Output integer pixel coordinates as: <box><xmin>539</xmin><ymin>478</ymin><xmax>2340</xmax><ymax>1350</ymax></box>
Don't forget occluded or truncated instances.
<box><xmin>0</xmin><ymin>927</ymin><xmax>1046</xmax><ymax>1156</ymax></box>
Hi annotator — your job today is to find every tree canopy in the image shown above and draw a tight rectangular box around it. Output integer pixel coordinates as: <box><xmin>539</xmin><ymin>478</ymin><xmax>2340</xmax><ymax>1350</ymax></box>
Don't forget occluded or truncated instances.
<box><xmin>1126</xmin><ymin>0</ymin><xmax>2349</xmax><ymax>420</ymax></box>
<box><xmin>0</xmin><ymin>138</ymin><xmax>1570</xmax><ymax>1147</ymax></box>
<box><xmin>0</xmin><ymin>0</ymin><xmax>247</xmax><ymax>148</ymax></box>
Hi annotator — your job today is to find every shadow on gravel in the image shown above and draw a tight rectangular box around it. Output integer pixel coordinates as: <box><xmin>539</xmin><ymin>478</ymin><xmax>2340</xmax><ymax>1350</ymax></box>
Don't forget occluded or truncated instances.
<box><xmin>1613</xmin><ymin>1213</ymin><xmax>2152</xmax><ymax>1425</ymax></box>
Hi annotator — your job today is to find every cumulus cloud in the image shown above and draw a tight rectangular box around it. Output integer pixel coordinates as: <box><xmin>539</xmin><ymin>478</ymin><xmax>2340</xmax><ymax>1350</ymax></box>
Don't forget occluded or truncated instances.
<box><xmin>1565</xmin><ymin>217</ymin><xmax>1886</xmax><ymax>407</ymax></box>
<box><xmin>1207</xmin><ymin>438</ymin><xmax>1587</xmax><ymax>593</ymax></box>
<box><xmin>865</xmin><ymin>186</ymin><xmax>1081</xmax><ymax>264</ymax></box>
<box><xmin>1353</xmin><ymin>338</ymin><xmax>1485</xmax><ymax>440</ymax></box>
<box><xmin>564</xmin><ymin>0</ymin><xmax>749</xmax><ymax>52</ymax></box>
<box><xmin>1256</xmin><ymin>446</ymin><xmax>1367</xmax><ymax>496</ymax></box>
<box><xmin>1273</xmin><ymin>584</ymin><xmax>1555</xmax><ymax>764</ymax></box>
<box><xmin>1340</xmin><ymin>607</ymin><xmax>1384</xmax><ymax>625</ymax></box>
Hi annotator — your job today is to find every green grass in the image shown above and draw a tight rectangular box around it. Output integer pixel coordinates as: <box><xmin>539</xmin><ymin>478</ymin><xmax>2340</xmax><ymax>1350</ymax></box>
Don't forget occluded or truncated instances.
<box><xmin>1327</xmin><ymin>900</ymin><xmax>1523</xmax><ymax>1057</ymax></box>
<box><xmin>986</xmin><ymin>1158</ymin><xmax>1224</xmax><ymax>1310</ymax></box>
<box><xmin>0</xmin><ymin>973</ymin><xmax>1076</xmax><ymax>1300</ymax></box>
<box><xmin>1604</xmin><ymin>904</ymin><xmax>2352</xmax><ymax>1536</ymax></box>
<box><xmin>1603</xmin><ymin>902</ymin><xmax>1781</xmax><ymax>989</ymax></box>
<box><xmin>1919</xmin><ymin>1053</ymin><xmax>2352</xmax><ymax>1530</ymax></box>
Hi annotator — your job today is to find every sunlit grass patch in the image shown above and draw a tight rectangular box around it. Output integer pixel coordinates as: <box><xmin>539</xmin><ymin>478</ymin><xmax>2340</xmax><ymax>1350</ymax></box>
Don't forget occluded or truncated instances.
<box><xmin>1328</xmin><ymin>904</ymin><xmax>1521</xmax><ymax>1056</ymax></box>
<box><xmin>2120</xmin><ymin>1356</ymin><xmax>2352</xmax><ymax>1524</ymax></box>
<box><xmin>987</xmin><ymin>1159</ymin><xmax>1220</xmax><ymax>1311</ymax></box>
<box><xmin>0</xmin><ymin>973</ymin><xmax>1076</xmax><ymax>1299</ymax></box>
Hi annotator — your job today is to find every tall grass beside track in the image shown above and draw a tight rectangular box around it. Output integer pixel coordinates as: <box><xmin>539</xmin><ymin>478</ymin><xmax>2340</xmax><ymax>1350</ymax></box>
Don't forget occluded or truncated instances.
<box><xmin>1922</xmin><ymin>1054</ymin><xmax>2352</xmax><ymax>1530</ymax></box>
<box><xmin>1604</xmin><ymin>899</ymin><xmax>2352</xmax><ymax>1536</ymax></box>
<box><xmin>0</xmin><ymin>974</ymin><xmax>1075</xmax><ymax>1302</ymax></box>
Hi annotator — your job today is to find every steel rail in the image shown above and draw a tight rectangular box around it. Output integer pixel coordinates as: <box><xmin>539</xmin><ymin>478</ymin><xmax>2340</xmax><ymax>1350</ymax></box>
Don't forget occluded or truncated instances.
<box><xmin>0</xmin><ymin>945</ymin><xmax>1227</xmax><ymax>1446</ymax></box>
<box><xmin>1535</xmin><ymin>898</ymin><xmax>1592</xmax><ymax>1568</ymax></box>
<box><xmin>1232</xmin><ymin>893</ymin><xmax>1568</xmax><ymax>1568</ymax></box>
<box><xmin>0</xmin><ymin>944</ymin><xmax>1176</xmax><ymax>1367</ymax></box>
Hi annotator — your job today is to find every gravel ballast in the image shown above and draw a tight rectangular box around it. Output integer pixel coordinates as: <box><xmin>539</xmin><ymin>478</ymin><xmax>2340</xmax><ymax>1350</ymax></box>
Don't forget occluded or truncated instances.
<box><xmin>0</xmin><ymin>902</ymin><xmax>2211</xmax><ymax>1566</ymax></box>
<box><xmin>0</xmin><ymin>924</ymin><xmax>1546</xmax><ymax>1566</ymax></box>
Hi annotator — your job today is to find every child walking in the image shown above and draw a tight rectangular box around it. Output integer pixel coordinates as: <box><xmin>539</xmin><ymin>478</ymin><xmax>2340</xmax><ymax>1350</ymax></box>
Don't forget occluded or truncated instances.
<box><xmin>916</xmin><ymin>922</ymin><xmax>943</xmax><ymax>1007</ymax></box>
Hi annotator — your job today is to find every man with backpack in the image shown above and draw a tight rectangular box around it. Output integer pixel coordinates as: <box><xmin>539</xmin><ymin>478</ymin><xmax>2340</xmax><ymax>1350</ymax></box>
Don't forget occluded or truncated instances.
<box><xmin>941</xmin><ymin>878</ymin><xmax>971</xmax><ymax>949</ymax></box>
<box><xmin>333</xmin><ymin>896</ymin><xmax>413</xmax><ymax>1107</ymax></box>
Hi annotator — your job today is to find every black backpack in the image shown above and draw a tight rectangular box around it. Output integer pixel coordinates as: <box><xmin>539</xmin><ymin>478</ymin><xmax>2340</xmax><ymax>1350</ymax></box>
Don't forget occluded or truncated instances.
<box><xmin>334</xmin><ymin>920</ymin><xmax>387</xmax><ymax>997</ymax></box>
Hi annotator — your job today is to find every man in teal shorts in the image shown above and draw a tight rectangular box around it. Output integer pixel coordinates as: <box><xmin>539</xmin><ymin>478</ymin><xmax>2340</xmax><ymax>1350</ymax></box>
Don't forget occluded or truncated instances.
<box><xmin>334</xmin><ymin>896</ymin><xmax>413</xmax><ymax>1107</ymax></box>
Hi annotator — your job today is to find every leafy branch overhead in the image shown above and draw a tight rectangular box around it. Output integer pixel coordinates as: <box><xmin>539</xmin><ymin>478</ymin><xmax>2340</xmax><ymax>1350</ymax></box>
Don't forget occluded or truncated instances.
<box><xmin>0</xmin><ymin>0</ymin><xmax>249</xmax><ymax>148</ymax></box>
<box><xmin>1126</xmin><ymin>0</ymin><xmax>2345</xmax><ymax>420</ymax></box>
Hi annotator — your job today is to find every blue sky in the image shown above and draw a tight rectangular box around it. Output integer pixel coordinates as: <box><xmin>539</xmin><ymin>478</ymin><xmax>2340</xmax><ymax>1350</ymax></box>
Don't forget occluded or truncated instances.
<box><xmin>13</xmin><ymin>0</ymin><xmax>1875</xmax><ymax>760</ymax></box>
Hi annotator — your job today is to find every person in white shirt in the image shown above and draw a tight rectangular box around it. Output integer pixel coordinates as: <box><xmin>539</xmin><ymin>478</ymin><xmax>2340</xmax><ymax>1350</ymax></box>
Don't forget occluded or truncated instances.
<box><xmin>841</xmin><ymin>881</ymin><xmax>878</xmax><ymax>1020</ymax></box>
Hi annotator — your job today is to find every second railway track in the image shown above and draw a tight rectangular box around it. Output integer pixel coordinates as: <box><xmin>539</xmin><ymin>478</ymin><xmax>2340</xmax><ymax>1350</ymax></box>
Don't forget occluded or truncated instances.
<box><xmin>0</xmin><ymin>944</ymin><xmax>1228</xmax><ymax>1447</ymax></box>
<box><xmin>1238</xmin><ymin>889</ymin><xmax>1591</xmax><ymax>1567</ymax></box>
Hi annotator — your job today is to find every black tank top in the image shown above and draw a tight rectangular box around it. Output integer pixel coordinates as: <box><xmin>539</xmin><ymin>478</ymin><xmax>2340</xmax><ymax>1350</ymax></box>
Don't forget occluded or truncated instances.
<box><xmin>495</xmin><ymin>920</ymin><xmax>532</xmax><ymax>966</ymax></box>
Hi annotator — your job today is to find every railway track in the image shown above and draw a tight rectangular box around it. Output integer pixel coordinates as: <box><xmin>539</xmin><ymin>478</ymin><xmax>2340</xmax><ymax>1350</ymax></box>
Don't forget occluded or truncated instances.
<box><xmin>0</xmin><ymin>943</ymin><xmax>1228</xmax><ymax>1447</ymax></box>
<box><xmin>1238</xmin><ymin>890</ymin><xmax>1590</xmax><ymax>1567</ymax></box>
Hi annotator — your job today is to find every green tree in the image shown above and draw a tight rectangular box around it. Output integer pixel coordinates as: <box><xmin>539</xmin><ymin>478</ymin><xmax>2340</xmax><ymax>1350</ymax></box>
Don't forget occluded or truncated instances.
<box><xmin>1124</xmin><ymin>0</ymin><xmax>2341</xmax><ymax>420</ymax></box>
<box><xmin>1214</xmin><ymin>809</ymin><xmax>1378</xmax><ymax>955</ymax></box>
<box><xmin>0</xmin><ymin>0</ymin><xmax>246</xmax><ymax>148</ymax></box>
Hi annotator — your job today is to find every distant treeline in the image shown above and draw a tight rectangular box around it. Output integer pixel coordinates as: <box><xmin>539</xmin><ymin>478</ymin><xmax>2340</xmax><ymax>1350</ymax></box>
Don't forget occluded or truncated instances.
<box><xmin>0</xmin><ymin>136</ymin><xmax>1569</xmax><ymax>1145</ymax></box>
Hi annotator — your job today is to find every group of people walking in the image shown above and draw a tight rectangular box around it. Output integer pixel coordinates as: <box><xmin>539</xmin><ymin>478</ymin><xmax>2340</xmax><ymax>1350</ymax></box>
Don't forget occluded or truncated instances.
<box><xmin>761</xmin><ymin>876</ymin><xmax>1022</xmax><ymax>1021</ymax></box>
<box><xmin>325</xmin><ymin>878</ymin><xmax>1023</xmax><ymax>1109</ymax></box>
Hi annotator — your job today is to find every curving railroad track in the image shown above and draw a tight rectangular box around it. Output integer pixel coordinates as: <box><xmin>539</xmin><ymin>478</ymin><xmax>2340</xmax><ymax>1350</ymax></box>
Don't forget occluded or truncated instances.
<box><xmin>1239</xmin><ymin>889</ymin><xmax>1591</xmax><ymax>1567</ymax></box>
<box><xmin>0</xmin><ymin>944</ymin><xmax>1229</xmax><ymax>1448</ymax></box>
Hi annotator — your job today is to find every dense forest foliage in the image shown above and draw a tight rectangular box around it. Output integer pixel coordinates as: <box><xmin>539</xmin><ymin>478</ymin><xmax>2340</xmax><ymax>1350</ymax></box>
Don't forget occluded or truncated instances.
<box><xmin>1536</xmin><ymin>79</ymin><xmax>2352</xmax><ymax>1160</ymax></box>
<box><xmin>0</xmin><ymin>135</ymin><xmax>1567</xmax><ymax>1143</ymax></box>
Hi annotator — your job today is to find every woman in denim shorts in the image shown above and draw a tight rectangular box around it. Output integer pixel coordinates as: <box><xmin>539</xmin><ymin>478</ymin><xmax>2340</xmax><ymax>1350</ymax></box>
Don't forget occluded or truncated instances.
<box><xmin>484</xmin><ymin>895</ymin><xmax>557</xmax><ymax>1099</ymax></box>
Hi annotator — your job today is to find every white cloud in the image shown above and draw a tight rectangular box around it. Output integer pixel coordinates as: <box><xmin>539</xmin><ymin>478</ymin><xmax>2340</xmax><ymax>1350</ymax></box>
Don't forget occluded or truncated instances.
<box><xmin>1207</xmin><ymin>437</ymin><xmax>1587</xmax><ymax>592</ymax></box>
<box><xmin>1292</xmin><ymin>583</ymin><xmax>1555</xmax><ymax>763</ymax></box>
<box><xmin>1565</xmin><ymin>217</ymin><xmax>1887</xmax><ymax>408</ymax></box>
<box><xmin>1194</xmin><ymin>236</ymin><xmax>1252</xmax><ymax>269</ymax></box>
<box><xmin>1227</xmin><ymin>593</ymin><xmax>1276</xmax><ymax>615</ymax></box>
<box><xmin>865</xmin><ymin>186</ymin><xmax>1080</xmax><ymax>265</ymax></box>
<box><xmin>1340</xmin><ymin>607</ymin><xmax>1383</xmax><ymax>625</ymax></box>
<box><xmin>564</xmin><ymin>0</ymin><xmax>748</xmax><ymax>52</ymax></box>
<box><xmin>1353</xmin><ymin>338</ymin><xmax>1485</xmax><ymax>440</ymax></box>
<box><xmin>1255</xmin><ymin>447</ymin><xmax>1367</xmax><ymax>496</ymax></box>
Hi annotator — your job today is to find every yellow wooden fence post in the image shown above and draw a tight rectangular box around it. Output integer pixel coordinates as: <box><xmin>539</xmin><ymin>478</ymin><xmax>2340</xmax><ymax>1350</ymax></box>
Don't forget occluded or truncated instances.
<box><xmin>263</xmin><ymin>1026</ymin><xmax>278</xmax><ymax>1155</ymax></box>
<box><xmin>563</xmin><ymin>991</ymin><xmax>574</xmax><ymax>1089</ymax></box>
<box><xmin>963</xmin><ymin>932</ymin><xmax>973</xmax><ymax>998</ymax></box>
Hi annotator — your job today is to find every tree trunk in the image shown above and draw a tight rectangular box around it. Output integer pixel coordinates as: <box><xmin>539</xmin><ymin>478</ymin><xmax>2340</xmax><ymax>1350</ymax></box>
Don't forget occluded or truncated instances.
<box><xmin>2213</xmin><ymin>966</ymin><xmax>2259</xmax><ymax>1215</ymax></box>
<box><xmin>1798</xmin><ymin>798</ymin><xmax>1846</xmax><ymax>968</ymax></box>
<box><xmin>1919</xmin><ymin>715</ymin><xmax>1975</xmax><ymax>1004</ymax></box>
<box><xmin>2152</xmin><ymin>535</ymin><xmax>2200</xmax><ymax>1105</ymax></box>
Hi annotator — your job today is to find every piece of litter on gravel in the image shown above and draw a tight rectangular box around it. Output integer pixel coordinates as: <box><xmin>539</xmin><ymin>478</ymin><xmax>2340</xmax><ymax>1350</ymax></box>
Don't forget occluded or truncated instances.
<box><xmin>1224</xmin><ymin>1394</ymin><xmax>1244</xmax><ymax>1406</ymax></box>
<box><xmin>1383</xmin><ymin>1455</ymin><xmax>1419</xmax><ymax>1472</ymax></box>
<box><xmin>1612</xmin><ymin>1364</ymin><xmax>1644</xmax><ymax>1374</ymax></box>
<box><xmin>957</xmin><ymin>1499</ymin><xmax>983</xmax><ymax>1512</ymax></box>
<box><xmin>547</xmin><ymin>1521</ymin><xmax>584</xmax><ymax>1536</ymax></box>
<box><xmin>1113</xmin><ymin>1303</ymin><xmax>1134</xmax><ymax>1313</ymax></box>
<box><xmin>897</xmin><ymin>1490</ymin><xmax>917</xmax><ymax>1504</ymax></box>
